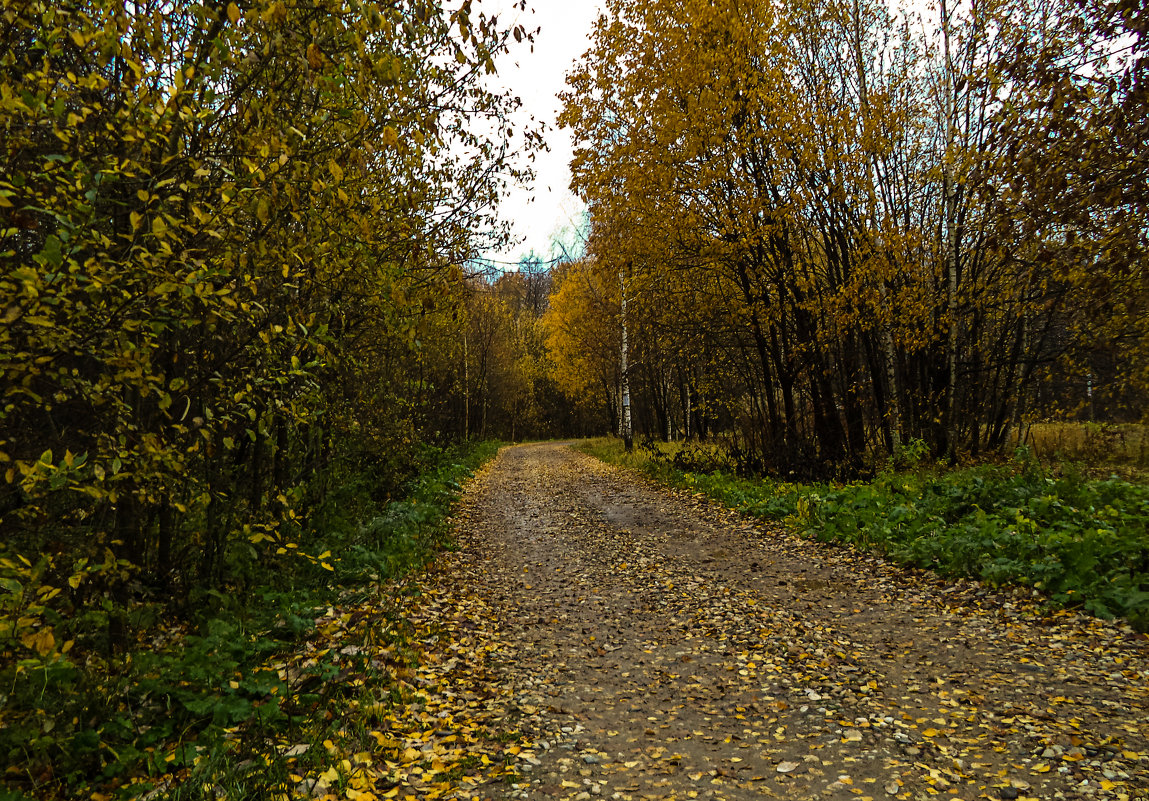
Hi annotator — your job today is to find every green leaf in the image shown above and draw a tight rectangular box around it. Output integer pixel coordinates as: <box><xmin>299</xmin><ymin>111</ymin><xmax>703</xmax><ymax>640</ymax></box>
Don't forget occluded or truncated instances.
<box><xmin>36</xmin><ymin>236</ymin><xmax>62</xmax><ymax>267</ymax></box>
<box><xmin>0</xmin><ymin>577</ymin><xmax>22</xmax><ymax>595</ymax></box>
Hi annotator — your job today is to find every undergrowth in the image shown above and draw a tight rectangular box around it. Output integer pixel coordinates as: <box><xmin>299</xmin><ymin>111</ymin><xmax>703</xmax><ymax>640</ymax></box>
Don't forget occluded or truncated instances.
<box><xmin>577</xmin><ymin>437</ymin><xmax>1149</xmax><ymax>631</ymax></box>
<box><xmin>0</xmin><ymin>440</ymin><xmax>502</xmax><ymax>800</ymax></box>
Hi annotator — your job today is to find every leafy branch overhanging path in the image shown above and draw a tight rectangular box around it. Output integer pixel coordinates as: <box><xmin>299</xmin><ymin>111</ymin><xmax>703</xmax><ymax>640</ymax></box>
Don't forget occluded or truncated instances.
<box><xmin>387</xmin><ymin>443</ymin><xmax>1149</xmax><ymax>800</ymax></box>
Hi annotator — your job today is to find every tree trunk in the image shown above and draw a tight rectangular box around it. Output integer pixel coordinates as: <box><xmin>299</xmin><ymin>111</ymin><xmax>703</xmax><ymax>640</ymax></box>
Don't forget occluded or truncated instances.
<box><xmin>157</xmin><ymin>499</ymin><xmax>173</xmax><ymax>589</ymax></box>
<box><xmin>679</xmin><ymin>367</ymin><xmax>693</xmax><ymax>441</ymax></box>
<box><xmin>620</xmin><ymin>265</ymin><xmax>633</xmax><ymax>452</ymax></box>
<box><xmin>879</xmin><ymin>287</ymin><xmax>903</xmax><ymax>453</ymax></box>
<box><xmin>463</xmin><ymin>329</ymin><xmax>470</xmax><ymax>440</ymax></box>
<box><xmin>249</xmin><ymin>413</ymin><xmax>264</xmax><ymax>513</ymax></box>
<box><xmin>941</xmin><ymin>0</ymin><xmax>960</xmax><ymax>458</ymax></box>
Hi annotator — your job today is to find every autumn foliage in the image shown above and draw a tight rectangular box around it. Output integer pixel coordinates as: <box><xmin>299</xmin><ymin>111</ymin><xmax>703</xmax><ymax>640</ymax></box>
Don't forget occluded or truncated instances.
<box><xmin>2</xmin><ymin>0</ymin><xmax>1148</xmax><ymax>793</ymax></box>
<box><xmin>1</xmin><ymin>0</ymin><xmax>538</xmax><ymax>627</ymax></box>
<box><xmin>0</xmin><ymin>0</ymin><xmax>548</xmax><ymax>787</ymax></box>
<box><xmin>555</xmin><ymin>0</ymin><xmax>1149</xmax><ymax>476</ymax></box>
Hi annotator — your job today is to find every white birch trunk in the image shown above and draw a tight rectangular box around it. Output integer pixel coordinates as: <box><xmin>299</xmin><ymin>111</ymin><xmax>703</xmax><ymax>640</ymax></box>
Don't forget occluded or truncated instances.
<box><xmin>620</xmin><ymin>266</ymin><xmax>633</xmax><ymax>452</ymax></box>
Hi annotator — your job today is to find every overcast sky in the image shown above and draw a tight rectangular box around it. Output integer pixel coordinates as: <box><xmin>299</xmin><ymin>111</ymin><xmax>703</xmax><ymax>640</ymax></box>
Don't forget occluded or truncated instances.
<box><xmin>479</xmin><ymin>0</ymin><xmax>604</xmax><ymax>266</ymax></box>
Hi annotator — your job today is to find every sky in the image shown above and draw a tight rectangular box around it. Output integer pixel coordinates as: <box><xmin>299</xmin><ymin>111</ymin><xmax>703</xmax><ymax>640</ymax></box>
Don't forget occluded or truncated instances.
<box><xmin>478</xmin><ymin>0</ymin><xmax>604</xmax><ymax>266</ymax></box>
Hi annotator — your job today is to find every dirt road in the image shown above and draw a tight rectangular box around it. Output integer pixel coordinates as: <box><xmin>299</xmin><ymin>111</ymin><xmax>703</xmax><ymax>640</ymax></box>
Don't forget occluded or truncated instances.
<box><xmin>434</xmin><ymin>442</ymin><xmax>1149</xmax><ymax>800</ymax></box>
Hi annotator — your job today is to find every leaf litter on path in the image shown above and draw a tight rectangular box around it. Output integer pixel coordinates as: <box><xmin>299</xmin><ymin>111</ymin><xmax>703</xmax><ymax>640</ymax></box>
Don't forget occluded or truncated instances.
<box><xmin>304</xmin><ymin>443</ymin><xmax>1148</xmax><ymax>801</ymax></box>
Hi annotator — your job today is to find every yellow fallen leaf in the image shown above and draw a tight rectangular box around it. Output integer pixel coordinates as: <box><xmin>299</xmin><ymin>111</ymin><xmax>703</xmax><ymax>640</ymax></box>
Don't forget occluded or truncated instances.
<box><xmin>370</xmin><ymin>731</ymin><xmax>397</xmax><ymax>748</ymax></box>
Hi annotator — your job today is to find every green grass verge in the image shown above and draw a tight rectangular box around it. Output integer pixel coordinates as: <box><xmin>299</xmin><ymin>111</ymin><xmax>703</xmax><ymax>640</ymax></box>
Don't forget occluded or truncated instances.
<box><xmin>0</xmin><ymin>440</ymin><xmax>503</xmax><ymax>800</ymax></box>
<box><xmin>576</xmin><ymin>437</ymin><xmax>1149</xmax><ymax>631</ymax></box>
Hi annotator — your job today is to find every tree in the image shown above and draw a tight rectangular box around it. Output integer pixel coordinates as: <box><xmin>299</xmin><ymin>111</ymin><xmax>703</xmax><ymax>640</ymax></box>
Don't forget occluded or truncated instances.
<box><xmin>543</xmin><ymin>259</ymin><xmax>621</xmax><ymax>432</ymax></box>
<box><xmin>0</xmin><ymin>0</ymin><xmax>538</xmax><ymax>611</ymax></box>
<box><xmin>993</xmin><ymin>0</ymin><xmax>1149</xmax><ymax>422</ymax></box>
<box><xmin>559</xmin><ymin>0</ymin><xmax>1143</xmax><ymax>474</ymax></box>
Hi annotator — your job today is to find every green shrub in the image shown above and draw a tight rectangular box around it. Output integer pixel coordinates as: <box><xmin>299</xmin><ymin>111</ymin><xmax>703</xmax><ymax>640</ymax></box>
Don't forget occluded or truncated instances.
<box><xmin>0</xmin><ymin>440</ymin><xmax>503</xmax><ymax>799</ymax></box>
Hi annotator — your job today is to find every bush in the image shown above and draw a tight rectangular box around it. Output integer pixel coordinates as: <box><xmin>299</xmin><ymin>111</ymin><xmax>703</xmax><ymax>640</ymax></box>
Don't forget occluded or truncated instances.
<box><xmin>0</xmin><ymin>440</ymin><xmax>503</xmax><ymax>799</ymax></box>
<box><xmin>810</xmin><ymin>465</ymin><xmax>1149</xmax><ymax>628</ymax></box>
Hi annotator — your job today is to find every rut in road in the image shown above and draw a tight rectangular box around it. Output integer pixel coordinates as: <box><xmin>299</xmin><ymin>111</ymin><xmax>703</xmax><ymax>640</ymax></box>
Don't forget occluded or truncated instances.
<box><xmin>442</xmin><ymin>442</ymin><xmax>1149</xmax><ymax>801</ymax></box>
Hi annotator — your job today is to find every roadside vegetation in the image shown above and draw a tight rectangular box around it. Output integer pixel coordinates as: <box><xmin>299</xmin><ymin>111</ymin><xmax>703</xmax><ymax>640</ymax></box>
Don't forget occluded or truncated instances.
<box><xmin>0</xmin><ymin>440</ymin><xmax>501</xmax><ymax>800</ymax></box>
<box><xmin>5</xmin><ymin>0</ymin><xmax>1148</xmax><ymax>795</ymax></box>
<box><xmin>578</xmin><ymin>433</ymin><xmax>1149</xmax><ymax>632</ymax></box>
<box><xmin>1</xmin><ymin>0</ymin><xmax>545</xmax><ymax>796</ymax></box>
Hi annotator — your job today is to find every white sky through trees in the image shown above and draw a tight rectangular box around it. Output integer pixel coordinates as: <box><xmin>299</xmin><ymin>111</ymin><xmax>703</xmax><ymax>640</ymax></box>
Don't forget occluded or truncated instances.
<box><xmin>480</xmin><ymin>0</ymin><xmax>603</xmax><ymax>265</ymax></box>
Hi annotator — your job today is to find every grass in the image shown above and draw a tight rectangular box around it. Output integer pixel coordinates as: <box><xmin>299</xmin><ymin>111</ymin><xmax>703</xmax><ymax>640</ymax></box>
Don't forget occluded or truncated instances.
<box><xmin>0</xmin><ymin>440</ymin><xmax>503</xmax><ymax>800</ymax></box>
<box><xmin>1015</xmin><ymin>421</ymin><xmax>1149</xmax><ymax>471</ymax></box>
<box><xmin>576</xmin><ymin>436</ymin><xmax>1149</xmax><ymax>631</ymax></box>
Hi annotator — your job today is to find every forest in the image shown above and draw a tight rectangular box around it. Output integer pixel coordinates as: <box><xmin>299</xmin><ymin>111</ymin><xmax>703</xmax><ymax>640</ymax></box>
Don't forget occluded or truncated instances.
<box><xmin>1</xmin><ymin>0</ymin><xmax>1146</xmax><ymax>796</ymax></box>
<box><xmin>1</xmin><ymin>0</ymin><xmax>558</xmax><ymax>615</ymax></box>
<box><xmin>554</xmin><ymin>0</ymin><xmax>1149</xmax><ymax>475</ymax></box>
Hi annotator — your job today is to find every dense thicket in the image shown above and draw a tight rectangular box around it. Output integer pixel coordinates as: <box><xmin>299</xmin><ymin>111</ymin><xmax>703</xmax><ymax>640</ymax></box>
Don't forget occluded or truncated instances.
<box><xmin>0</xmin><ymin>0</ymin><xmax>539</xmax><ymax>655</ymax></box>
<box><xmin>553</xmin><ymin>0</ymin><xmax>1148</xmax><ymax>476</ymax></box>
<box><xmin>420</xmin><ymin>258</ymin><xmax>584</xmax><ymax>442</ymax></box>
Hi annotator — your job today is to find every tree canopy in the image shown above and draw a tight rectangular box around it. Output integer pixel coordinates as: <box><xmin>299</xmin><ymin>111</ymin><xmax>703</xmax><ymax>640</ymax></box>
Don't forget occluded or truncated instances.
<box><xmin>556</xmin><ymin>0</ymin><xmax>1148</xmax><ymax>474</ymax></box>
<box><xmin>1</xmin><ymin>0</ymin><xmax>540</xmax><ymax>637</ymax></box>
